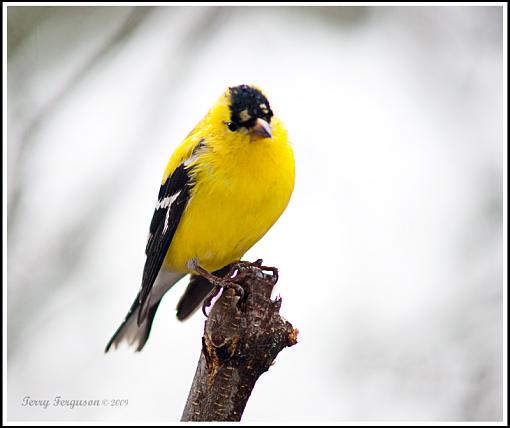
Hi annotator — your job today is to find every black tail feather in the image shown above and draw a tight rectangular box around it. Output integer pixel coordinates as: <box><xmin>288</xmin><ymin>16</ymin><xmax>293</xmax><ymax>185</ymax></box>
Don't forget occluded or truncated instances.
<box><xmin>176</xmin><ymin>265</ymin><xmax>231</xmax><ymax>321</ymax></box>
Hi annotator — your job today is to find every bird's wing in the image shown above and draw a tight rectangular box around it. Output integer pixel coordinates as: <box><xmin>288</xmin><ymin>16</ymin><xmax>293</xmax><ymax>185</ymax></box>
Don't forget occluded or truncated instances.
<box><xmin>137</xmin><ymin>134</ymin><xmax>206</xmax><ymax>325</ymax></box>
<box><xmin>137</xmin><ymin>162</ymin><xmax>192</xmax><ymax>325</ymax></box>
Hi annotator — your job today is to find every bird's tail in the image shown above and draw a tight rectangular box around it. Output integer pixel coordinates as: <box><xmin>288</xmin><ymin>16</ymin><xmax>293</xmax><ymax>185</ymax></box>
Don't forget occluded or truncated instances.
<box><xmin>105</xmin><ymin>293</ymin><xmax>159</xmax><ymax>352</ymax></box>
<box><xmin>106</xmin><ymin>266</ymin><xmax>232</xmax><ymax>351</ymax></box>
<box><xmin>105</xmin><ymin>270</ymin><xmax>185</xmax><ymax>352</ymax></box>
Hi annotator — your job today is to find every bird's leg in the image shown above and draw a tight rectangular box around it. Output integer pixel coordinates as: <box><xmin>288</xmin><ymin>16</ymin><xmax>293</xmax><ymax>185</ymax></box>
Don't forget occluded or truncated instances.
<box><xmin>194</xmin><ymin>265</ymin><xmax>245</xmax><ymax>317</ymax></box>
<box><xmin>194</xmin><ymin>265</ymin><xmax>245</xmax><ymax>297</ymax></box>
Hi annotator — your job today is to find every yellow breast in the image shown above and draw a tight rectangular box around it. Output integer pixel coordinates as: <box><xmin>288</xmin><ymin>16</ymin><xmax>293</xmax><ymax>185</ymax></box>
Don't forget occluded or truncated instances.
<box><xmin>163</xmin><ymin>114</ymin><xmax>295</xmax><ymax>273</ymax></box>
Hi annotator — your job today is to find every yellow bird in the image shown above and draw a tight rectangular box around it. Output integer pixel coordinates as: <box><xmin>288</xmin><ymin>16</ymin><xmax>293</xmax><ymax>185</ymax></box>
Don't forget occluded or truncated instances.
<box><xmin>106</xmin><ymin>84</ymin><xmax>295</xmax><ymax>352</ymax></box>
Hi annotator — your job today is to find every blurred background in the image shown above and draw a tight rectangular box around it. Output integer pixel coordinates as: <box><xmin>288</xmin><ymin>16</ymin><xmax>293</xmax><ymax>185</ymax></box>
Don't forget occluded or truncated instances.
<box><xmin>6</xmin><ymin>5</ymin><xmax>505</xmax><ymax>422</ymax></box>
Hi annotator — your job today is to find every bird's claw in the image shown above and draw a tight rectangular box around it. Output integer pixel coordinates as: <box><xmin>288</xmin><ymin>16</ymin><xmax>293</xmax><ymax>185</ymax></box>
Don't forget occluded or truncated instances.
<box><xmin>227</xmin><ymin>259</ymin><xmax>278</xmax><ymax>284</ymax></box>
<box><xmin>202</xmin><ymin>284</ymin><xmax>221</xmax><ymax>317</ymax></box>
<box><xmin>199</xmin><ymin>259</ymin><xmax>277</xmax><ymax>317</ymax></box>
<box><xmin>201</xmin><ymin>277</ymin><xmax>245</xmax><ymax>318</ymax></box>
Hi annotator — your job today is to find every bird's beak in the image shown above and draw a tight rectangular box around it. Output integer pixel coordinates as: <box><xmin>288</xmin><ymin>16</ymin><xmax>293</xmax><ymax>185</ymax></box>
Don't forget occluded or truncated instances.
<box><xmin>250</xmin><ymin>118</ymin><xmax>273</xmax><ymax>139</ymax></box>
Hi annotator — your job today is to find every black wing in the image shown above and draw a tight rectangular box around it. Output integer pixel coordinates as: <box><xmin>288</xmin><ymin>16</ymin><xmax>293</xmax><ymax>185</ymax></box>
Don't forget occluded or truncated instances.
<box><xmin>138</xmin><ymin>163</ymin><xmax>193</xmax><ymax>324</ymax></box>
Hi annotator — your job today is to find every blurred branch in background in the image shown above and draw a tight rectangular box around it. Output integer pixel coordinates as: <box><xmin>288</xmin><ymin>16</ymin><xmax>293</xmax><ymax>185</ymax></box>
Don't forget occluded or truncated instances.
<box><xmin>7</xmin><ymin>7</ymin><xmax>53</xmax><ymax>56</ymax></box>
<box><xmin>8</xmin><ymin>6</ymin><xmax>153</xmax><ymax>226</ymax></box>
<box><xmin>7</xmin><ymin>6</ymin><xmax>152</xmax><ymax>357</ymax></box>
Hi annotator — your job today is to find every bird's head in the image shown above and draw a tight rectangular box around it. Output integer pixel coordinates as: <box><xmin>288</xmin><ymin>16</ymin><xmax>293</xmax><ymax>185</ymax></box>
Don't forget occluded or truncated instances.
<box><xmin>226</xmin><ymin>84</ymin><xmax>274</xmax><ymax>139</ymax></box>
<box><xmin>208</xmin><ymin>84</ymin><xmax>276</xmax><ymax>143</ymax></box>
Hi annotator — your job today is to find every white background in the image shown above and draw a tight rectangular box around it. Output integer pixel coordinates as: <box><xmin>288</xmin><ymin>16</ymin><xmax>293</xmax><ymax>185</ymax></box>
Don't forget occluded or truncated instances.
<box><xmin>6</xmin><ymin>5</ymin><xmax>505</xmax><ymax>422</ymax></box>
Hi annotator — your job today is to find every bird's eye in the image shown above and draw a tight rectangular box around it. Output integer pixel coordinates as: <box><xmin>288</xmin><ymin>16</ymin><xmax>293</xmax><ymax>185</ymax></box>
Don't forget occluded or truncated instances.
<box><xmin>225</xmin><ymin>121</ymin><xmax>238</xmax><ymax>132</ymax></box>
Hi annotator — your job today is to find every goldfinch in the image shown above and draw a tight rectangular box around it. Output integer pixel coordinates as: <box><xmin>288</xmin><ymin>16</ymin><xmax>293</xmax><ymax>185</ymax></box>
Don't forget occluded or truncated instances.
<box><xmin>105</xmin><ymin>84</ymin><xmax>295</xmax><ymax>352</ymax></box>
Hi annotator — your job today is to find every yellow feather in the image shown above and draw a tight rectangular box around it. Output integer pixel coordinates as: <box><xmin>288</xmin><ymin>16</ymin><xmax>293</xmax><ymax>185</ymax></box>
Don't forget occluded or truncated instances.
<box><xmin>161</xmin><ymin>87</ymin><xmax>295</xmax><ymax>273</ymax></box>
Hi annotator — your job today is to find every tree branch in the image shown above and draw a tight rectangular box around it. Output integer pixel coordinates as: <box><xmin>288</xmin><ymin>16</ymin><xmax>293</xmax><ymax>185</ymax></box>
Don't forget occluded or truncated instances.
<box><xmin>181</xmin><ymin>264</ymin><xmax>298</xmax><ymax>422</ymax></box>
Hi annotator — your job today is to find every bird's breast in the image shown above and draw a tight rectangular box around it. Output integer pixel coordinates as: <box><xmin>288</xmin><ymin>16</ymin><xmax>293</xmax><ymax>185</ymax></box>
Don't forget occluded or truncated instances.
<box><xmin>164</xmin><ymin>140</ymin><xmax>295</xmax><ymax>273</ymax></box>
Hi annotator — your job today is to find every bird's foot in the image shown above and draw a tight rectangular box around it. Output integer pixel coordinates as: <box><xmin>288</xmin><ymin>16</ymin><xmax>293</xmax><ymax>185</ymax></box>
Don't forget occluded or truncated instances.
<box><xmin>198</xmin><ymin>260</ymin><xmax>278</xmax><ymax>317</ymax></box>
<box><xmin>196</xmin><ymin>266</ymin><xmax>245</xmax><ymax>317</ymax></box>
<box><xmin>227</xmin><ymin>259</ymin><xmax>279</xmax><ymax>285</ymax></box>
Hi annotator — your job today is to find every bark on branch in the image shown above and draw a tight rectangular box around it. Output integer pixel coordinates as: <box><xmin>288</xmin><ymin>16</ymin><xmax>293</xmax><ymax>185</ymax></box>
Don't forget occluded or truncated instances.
<box><xmin>181</xmin><ymin>264</ymin><xmax>298</xmax><ymax>422</ymax></box>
